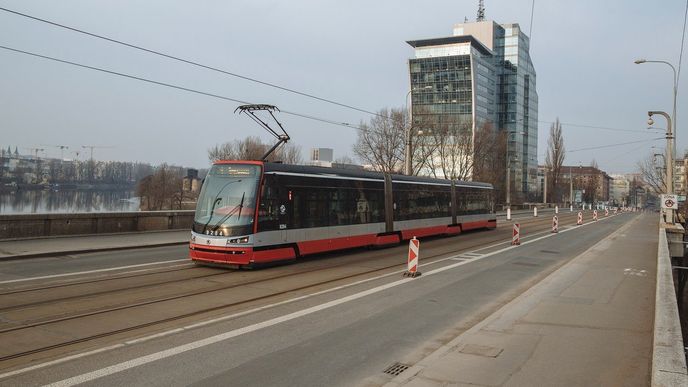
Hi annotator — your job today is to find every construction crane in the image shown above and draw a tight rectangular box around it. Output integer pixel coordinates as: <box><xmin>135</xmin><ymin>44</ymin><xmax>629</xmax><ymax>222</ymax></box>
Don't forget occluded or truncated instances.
<box><xmin>81</xmin><ymin>145</ymin><xmax>114</xmax><ymax>161</ymax></box>
<box><xmin>23</xmin><ymin>147</ymin><xmax>45</xmax><ymax>159</ymax></box>
<box><xmin>41</xmin><ymin>144</ymin><xmax>70</xmax><ymax>160</ymax></box>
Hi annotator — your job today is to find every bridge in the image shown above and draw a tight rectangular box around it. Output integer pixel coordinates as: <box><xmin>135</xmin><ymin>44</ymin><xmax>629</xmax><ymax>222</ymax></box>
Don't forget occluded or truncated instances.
<box><xmin>0</xmin><ymin>209</ymin><xmax>685</xmax><ymax>386</ymax></box>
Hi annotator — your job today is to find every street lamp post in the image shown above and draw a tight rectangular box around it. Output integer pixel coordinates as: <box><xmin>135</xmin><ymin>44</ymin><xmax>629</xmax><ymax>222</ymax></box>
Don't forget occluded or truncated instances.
<box><xmin>648</xmin><ymin>111</ymin><xmax>674</xmax><ymax>222</ymax></box>
<box><xmin>405</xmin><ymin>86</ymin><xmax>432</xmax><ymax>175</ymax></box>
<box><xmin>635</xmin><ymin>59</ymin><xmax>678</xmax><ymax>155</ymax></box>
<box><xmin>506</xmin><ymin>131</ymin><xmax>526</xmax><ymax>214</ymax></box>
<box><xmin>569</xmin><ymin>166</ymin><xmax>573</xmax><ymax>211</ymax></box>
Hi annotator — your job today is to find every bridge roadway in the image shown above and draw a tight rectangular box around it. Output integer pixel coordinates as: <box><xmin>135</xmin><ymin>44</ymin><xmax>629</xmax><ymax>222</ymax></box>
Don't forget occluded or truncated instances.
<box><xmin>0</xmin><ymin>211</ymin><xmax>653</xmax><ymax>386</ymax></box>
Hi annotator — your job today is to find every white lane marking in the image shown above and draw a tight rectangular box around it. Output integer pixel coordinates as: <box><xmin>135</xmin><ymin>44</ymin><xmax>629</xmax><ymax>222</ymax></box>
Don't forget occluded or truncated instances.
<box><xmin>0</xmin><ymin>259</ymin><xmax>189</xmax><ymax>285</ymax></box>
<box><xmin>1</xmin><ymin>212</ymin><xmax>624</xmax><ymax>383</ymax></box>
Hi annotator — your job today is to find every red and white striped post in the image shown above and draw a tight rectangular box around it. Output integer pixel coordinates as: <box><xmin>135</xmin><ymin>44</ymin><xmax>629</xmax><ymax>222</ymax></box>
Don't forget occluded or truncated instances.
<box><xmin>593</xmin><ymin>210</ymin><xmax>598</xmax><ymax>221</ymax></box>
<box><xmin>512</xmin><ymin>223</ymin><xmax>521</xmax><ymax>245</ymax></box>
<box><xmin>552</xmin><ymin>215</ymin><xmax>559</xmax><ymax>233</ymax></box>
<box><xmin>403</xmin><ymin>237</ymin><xmax>421</xmax><ymax>278</ymax></box>
<box><xmin>577</xmin><ymin>211</ymin><xmax>583</xmax><ymax>225</ymax></box>
<box><xmin>605</xmin><ymin>208</ymin><xmax>609</xmax><ymax>217</ymax></box>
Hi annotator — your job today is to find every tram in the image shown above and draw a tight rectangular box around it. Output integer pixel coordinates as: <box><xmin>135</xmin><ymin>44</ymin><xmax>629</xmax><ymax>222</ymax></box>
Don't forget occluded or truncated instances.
<box><xmin>189</xmin><ymin>161</ymin><xmax>496</xmax><ymax>268</ymax></box>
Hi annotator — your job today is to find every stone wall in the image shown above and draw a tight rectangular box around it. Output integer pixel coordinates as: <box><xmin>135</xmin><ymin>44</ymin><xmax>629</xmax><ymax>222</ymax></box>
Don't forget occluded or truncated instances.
<box><xmin>0</xmin><ymin>211</ymin><xmax>194</xmax><ymax>239</ymax></box>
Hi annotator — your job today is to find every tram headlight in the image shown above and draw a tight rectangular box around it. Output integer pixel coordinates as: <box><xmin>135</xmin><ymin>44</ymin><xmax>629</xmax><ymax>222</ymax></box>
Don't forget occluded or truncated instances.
<box><xmin>228</xmin><ymin>236</ymin><xmax>249</xmax><ymax>244</ymax></box>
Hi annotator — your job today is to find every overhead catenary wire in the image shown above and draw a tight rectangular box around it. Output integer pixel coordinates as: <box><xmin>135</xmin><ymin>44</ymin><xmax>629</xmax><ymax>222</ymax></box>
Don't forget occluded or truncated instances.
<box><xmin>567</xmin><ymin>137</ymin><xmax>664</xmax><ymax>153</ymax></box>
<box><xmin>538</xmin><ymin>120</ymin><xmax>660</xmax><ymax>134</ymax></box>
<box><xmin>677</xmin><ymin>0</ymin><xmax>688</xmax><ymax>85</ymax></box>
<box><xmin>0</xmin><ymin>5</ymin><xmax>653</xmax><ymax>135</ymax></box>
<box><xmin>0</xmin><ymin>44</ymin><xmax>368</xmax><ymax>132</ymax></box>
<box><xmin>0</xmin><ymin>6</ymin><xmax>385</xmax><ymax>120</ymax></box>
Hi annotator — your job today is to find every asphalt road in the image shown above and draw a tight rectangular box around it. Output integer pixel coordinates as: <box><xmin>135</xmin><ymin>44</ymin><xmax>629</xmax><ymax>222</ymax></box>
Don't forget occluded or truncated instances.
<box><xmin>0</xmin><ymin>212</ymin><xmax>638</xmax><ymax>386</ymax></box>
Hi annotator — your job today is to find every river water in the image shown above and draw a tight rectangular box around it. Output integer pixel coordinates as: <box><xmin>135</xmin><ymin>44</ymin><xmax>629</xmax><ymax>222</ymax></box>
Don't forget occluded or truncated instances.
<box><xmin>0</xmin><ymin>190</ymin><xmax>140</xmax><ymax>214</ymax></box>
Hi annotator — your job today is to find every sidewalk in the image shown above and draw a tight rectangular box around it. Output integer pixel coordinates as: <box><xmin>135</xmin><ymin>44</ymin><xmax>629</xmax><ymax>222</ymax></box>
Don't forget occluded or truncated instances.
<box><xmin>0</xmin><ymin>230</ymin><xmax>190</xmax><ymax>260</ymax></box>
<box><xmin>387</xmin><ymin>214</ymin><xmax>658</xmax><ymax>386</ymax></box>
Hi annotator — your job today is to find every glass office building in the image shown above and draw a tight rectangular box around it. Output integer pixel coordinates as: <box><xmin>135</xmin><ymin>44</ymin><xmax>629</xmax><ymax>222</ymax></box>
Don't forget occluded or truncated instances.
<box><xmin>407</xmin><ymin>36</ymin><xmax>496</xmax><ymax>134</ymax></box>
<box><xmin>408</xmin><ymin>20</ymin><xmax>538</xmax><ymax>200</ymax></box>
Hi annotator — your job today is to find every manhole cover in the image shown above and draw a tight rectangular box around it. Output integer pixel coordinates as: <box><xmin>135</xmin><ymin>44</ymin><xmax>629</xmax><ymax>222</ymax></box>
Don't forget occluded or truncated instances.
<box><xmin>383</xmin><ymin>362</ymin><xmax>410</xmax><ymax>376</ymax></box>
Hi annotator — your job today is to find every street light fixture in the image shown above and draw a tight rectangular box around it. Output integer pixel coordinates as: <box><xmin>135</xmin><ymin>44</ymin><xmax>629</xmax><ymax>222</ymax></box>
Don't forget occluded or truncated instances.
<box><xmin>648</xmin><ymin>110</ymin><xmax>674</xmax><ymax>221</ymax></box>
<box><xmin>635</xmin><ymin>58</ymin><xmax>678</xmax><ymax>154</ymax></box>
<box><xmin>405</xmin><ymin>85</ymin><xmax>433</xmax><ymax>175</ymax></box>
<box><xmin>506</xmin><ymin>131</ymin><xmax>526</xmax><ymax>217</ymax></box>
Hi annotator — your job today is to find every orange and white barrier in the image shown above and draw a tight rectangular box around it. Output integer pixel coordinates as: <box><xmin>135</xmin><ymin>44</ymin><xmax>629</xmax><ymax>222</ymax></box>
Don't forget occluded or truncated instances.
<box><xmin>593</xmin><ymin>210</ymin><xmax>598</xmax><ymax>221</ymax></box>
<box><xmin>512</xmin><ymin>223</ymin><xmax>521</xmax><ymax>245</ymax></box>
<box><xmin>403</xmin><ymin>237</ymin><xmax>421</xmax><ymax>277</ymax></box>
<box><xmin>605</xmin><ymin>208</ymin><xmax>609</xmax><ymax>217</ymax></box>
<box><xmin>552</xmin><ymin>215</ymin><xmax>558</xmax><ymax>233</ymax></box>
<box><xmin>577</xmin><ymin>211</ymin><xmax>583</xmax><ymax>225</ymax></box>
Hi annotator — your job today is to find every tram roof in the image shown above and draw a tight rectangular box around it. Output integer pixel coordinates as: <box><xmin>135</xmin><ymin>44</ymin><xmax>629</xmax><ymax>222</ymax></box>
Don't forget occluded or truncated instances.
<box><xmin>260</xmin><ymin>162</ymin><xmax>493</xmax><ymax>189</ymax></box>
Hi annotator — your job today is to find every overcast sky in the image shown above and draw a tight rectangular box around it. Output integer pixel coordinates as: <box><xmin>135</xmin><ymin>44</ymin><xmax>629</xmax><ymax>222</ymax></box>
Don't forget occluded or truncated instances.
<box><xmin>1</xmin><ymin>0</ymin><xmax>687</xmax><ymax>174</ymax></box>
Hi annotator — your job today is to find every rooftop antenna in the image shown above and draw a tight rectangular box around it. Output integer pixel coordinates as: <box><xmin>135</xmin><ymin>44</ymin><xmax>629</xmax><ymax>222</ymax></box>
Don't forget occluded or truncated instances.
<box><xmin>477</xmin><ymin>0</ymin><xmax>485</xmax><ymax>21</ymax></box>
<box><xmin>234</xmin><ymin>104</ymin><xmax>290</xmax><ymax>161</ymax></box>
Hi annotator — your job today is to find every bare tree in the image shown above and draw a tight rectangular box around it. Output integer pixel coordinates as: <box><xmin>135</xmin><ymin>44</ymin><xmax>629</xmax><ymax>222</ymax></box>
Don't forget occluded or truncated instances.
<box><xmin>136</xmin><ymin>163</ymin><xmax>185</xmax><ymax>210</ymax></box>
<box><xmin>544</xmin><ymin>119</ymin><xmax>565</xmax><ymax>203</ymax></box>
<box><xmin>208</xmin><ymin>136</ymin><xmax>302</xmax><ymax>164</ymax></box>
<box><xmin>352</xmin><ymin>107</ymin><xmax>406</xmax><ymax>173</ymax></box>
<box><xmin>473</xmin><ymin>123</ymin><xmax>507</xmax><ymax>199</ymax></box>
<box><xmin>638</xmin><ymin>153</ymin><xmax>666</xmax><ymax>194</ymax></box>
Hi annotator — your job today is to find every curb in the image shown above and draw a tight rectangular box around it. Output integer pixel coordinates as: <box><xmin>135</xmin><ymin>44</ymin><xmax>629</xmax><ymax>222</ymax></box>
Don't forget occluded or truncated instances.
<box><xmin>0</xmin><ymin>241</ymin><xmax>189</xmax><ymax>261</ymax></box>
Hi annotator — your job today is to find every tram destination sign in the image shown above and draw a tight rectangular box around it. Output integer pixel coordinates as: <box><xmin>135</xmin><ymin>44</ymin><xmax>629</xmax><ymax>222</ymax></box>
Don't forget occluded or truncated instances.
<box><xmin>661</xmin><ymin>194</ymin><xmax>678</xmax><ymax>210</ymax></box>
<box><xmin>212</xmin><ymin>165</ymin><xmax>257</xmax><ymax>176</ymax></box>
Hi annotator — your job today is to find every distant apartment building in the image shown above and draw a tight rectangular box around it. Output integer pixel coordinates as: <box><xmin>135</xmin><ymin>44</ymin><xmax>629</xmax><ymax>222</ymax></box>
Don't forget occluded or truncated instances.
<box><xmin>674</xmin><ymin>157</ymin><xmax>688</xmax><ymax>195</ymax></box>
<box><xmin>407</xmin><ymin>18</ymin><xmax>537</xmax><ymax>201</ymax></box>
<box><xmin>562</xmin><ymin>165</ymin><xmax>612</xmax><ymax>203</ymax></box>
<box><xmin>609</xmin><ymin>174</ymin><xmax>630</xmax><ymax>205</ymax></box>
<box><xmin>306</xmin><ymin>147</ymin><xmax>334</xmax><ymax>168</ymax></box>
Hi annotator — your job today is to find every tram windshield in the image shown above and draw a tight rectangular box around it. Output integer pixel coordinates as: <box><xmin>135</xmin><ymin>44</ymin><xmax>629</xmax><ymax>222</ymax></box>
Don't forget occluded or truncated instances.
<box><xmin>192</xmin><ymin>164</ymin><xmax>261</xmax><ymax>236</ymax></box>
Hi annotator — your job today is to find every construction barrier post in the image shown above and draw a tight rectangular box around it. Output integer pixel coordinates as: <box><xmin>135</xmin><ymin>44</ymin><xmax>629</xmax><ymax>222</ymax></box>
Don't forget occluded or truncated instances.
<box><xmin>577</xmin><ymin>211</ymin><xmax>583</xmax><ymax>225</ymax></box>
<box><xmin>614</xmin><ymin>208</ymin><xmax>618</xmax><ymax>214</ymax></box>
<box><xmin>570</xmin><ymin>205</ymin><xmax>573</xmax><ymax>212</ymax></box>
<box><xmin>552</xmin><ymin>215</ymin><xmax>559</xmax><ymax>233</ymax></box>
<box><xmin>534</xmin><ymin>207</ymin><xmax>538</xmax><ymax>217</ymax></box>
<box><xmin>605</xmin><ymin>208</ymin><xmax>609</xmax><ymax>217</ymax></box>
<box><xmin>555</xmin><ymin>205</ymin><xmax>559</xmax><ymax>214</ymax></box>
<box><xmin>512</xmin><ymin>223</ymin><xmax>521</xmax><ymax>245</ymax></box>
<box><xmin>593</xmin><ymin>209</ymin><xmax>598</xmax><ymax>221</ymax></box>
<box><xmin>403</xmin><ymin>237</ymin><xmax>421</xmax><ymax>278</ymax></box>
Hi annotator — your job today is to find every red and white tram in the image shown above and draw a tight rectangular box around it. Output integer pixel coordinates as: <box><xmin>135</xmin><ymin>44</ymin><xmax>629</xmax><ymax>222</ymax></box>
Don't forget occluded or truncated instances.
<box><xmin>189</xmin><ymin>161</ymin><xmax>496</xmax><ymax>268</ymax></box>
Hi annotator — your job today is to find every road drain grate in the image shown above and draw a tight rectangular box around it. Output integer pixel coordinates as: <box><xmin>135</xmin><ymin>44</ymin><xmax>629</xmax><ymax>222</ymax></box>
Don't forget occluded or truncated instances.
<box><xmin>383</xmin><ymin>362</ymin><xmax>410</xmax><ymax>376</ymax></box>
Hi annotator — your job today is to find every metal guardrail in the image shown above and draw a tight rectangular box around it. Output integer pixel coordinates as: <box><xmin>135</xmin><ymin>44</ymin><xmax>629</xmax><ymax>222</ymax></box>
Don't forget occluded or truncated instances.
<box><xmin>653</xmin><ymin>226</ymin><xmax>688</xmax><ymax>385</ymax></box>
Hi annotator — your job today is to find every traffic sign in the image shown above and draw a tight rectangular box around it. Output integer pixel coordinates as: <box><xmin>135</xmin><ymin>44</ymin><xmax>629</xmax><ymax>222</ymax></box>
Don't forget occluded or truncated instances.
<box><xmin>661</xmin><ymin>194</ymin><xmax>678</xmax><ymax>210</ymax></box>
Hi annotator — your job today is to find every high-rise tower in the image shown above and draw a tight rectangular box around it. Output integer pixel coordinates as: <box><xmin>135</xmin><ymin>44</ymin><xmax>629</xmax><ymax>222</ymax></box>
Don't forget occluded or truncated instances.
<box><xmin>407</xmin><ymin>19</ymin><xmax>538</xmax><ymax>201</ymax></box>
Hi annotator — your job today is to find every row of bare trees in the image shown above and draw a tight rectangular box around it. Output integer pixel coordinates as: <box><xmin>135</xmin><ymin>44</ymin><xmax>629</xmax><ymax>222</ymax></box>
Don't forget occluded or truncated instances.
<box><xmin>136</xmin><ymin>164</ymin><xmax>196</xmax><ymax>210</ymax></box>
<box><xmin>208</xmin><ymin>136</ymin><xmax>303</xmax><ymax>164</ymax></box>
<box><xmin>352</xmin><ymin>107</ymin><xmax>509</xmax><ymax>201</ymax></box>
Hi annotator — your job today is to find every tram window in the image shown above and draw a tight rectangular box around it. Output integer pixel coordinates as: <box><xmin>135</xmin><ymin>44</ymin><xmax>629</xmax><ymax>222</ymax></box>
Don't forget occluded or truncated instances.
<box><xmin>394</xmin><ymin>183</ymin><xmax>451</xmax><ymax>220</ymax></box>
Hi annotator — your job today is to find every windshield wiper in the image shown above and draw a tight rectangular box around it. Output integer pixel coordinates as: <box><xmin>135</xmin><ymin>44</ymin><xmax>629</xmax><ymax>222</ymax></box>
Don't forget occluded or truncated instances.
<box><xmin>210</xmin><ymin>191</ymin><xmax>246</xmax><ymax>231</ymax></box>
<box><xmin>201</xmin><ymin>180</ymin><xmax>241</xmax><ymax>232</ymax></box>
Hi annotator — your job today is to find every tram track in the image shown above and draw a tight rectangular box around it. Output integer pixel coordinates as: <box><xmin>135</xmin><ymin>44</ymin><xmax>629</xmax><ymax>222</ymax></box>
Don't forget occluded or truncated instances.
<box><xmin>0</xmin><ymin>212</ymin><xmax>594</xmax><ymax>367</ymax></box>
<box><xmin>0</xmin><ymin>212</ymin><xmax>567</xmax><ymax>315</ymax></box>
